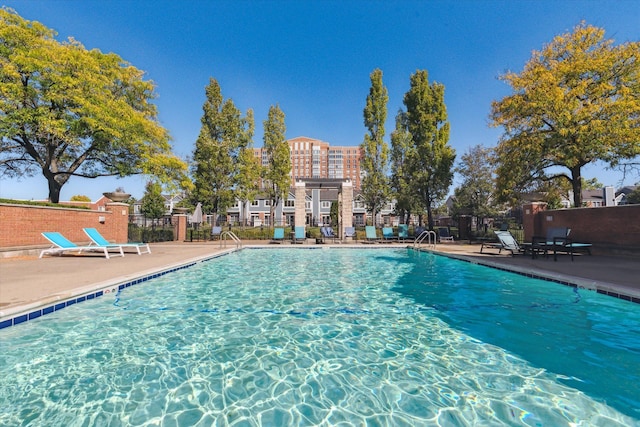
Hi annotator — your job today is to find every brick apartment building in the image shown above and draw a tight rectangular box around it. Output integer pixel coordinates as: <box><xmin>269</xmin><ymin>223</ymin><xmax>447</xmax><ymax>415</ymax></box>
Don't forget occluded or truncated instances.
<box><xmin>254</xmin><ymin>136</ymin><xmax>363</xmax><ymax>189</ymax></box>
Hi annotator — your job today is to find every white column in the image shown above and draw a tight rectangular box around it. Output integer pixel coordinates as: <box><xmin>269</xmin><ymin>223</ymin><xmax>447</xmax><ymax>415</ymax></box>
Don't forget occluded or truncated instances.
<box><xmin>341</xmin><ymin>180</ymin><xmax>353</xmax><ymax>240</ymax></box>
<box><xmin>294</xmin><ymin>181</ymin><xmax>306</xmax><ymax>227</ymax></box>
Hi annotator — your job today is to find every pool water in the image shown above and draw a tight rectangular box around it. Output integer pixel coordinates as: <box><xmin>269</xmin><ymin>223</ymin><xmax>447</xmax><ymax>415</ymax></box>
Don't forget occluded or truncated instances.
<box><xmin>1</xmin><ymin>248</ymin><xmax>638</xmax><ymax>426</ymax></box>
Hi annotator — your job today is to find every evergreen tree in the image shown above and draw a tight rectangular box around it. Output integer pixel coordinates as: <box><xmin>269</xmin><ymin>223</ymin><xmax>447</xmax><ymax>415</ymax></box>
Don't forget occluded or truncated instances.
<box><xmin>191</xmin><ymin>78</ymin><xmax>253</xmax><ymax>219</ymax></box>
<box><xmin>141</xmin><ymin>181</ymin><xmax>166</xmax><ymax>226</ymax></box>
<box><xmin>402</xmin><ymin>70</ymin><xmax>455</xmax><ymax>230</ymax></box>
<box><xmin>359</xmin><ymin>69</ymin><xmax>390</xmax><ymax>226</ymax></box>
<box><xmin>390</xmin><ymin>110</ymin><xmax>418</xmax><ymax>225</ymax></box>
<box><xmin>262</xmin><ymin>105</ymin><xmax>290</xmax><ymax>226</ymax></box>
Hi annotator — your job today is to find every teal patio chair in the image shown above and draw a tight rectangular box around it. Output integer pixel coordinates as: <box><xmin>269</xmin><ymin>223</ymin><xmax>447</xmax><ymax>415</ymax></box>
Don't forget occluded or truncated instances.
<box><xmin>271</xmin><ymin>227</ymin><xmax>285</xmax><ymax>244</ymax></box>
<box><xmin>398</xmin><ymin>224</ymin><xmax>409</xmax><ymax>242</ymax></box>
<box><xmin>293</xmin><ymin>226</ymin><xmax>306</xmax><ymax>244</ymax></box>
<box><xmin>84</xmin><ymin>228</ymin><xmax>150</xmax><ymax>255</ymax></box>
<box><xmin>40</xmin><ymin>232</ymin><xmax>124</xmax><ymax>259</ymax></box>
<box><xmin>364</xmin><ymin>226</ymin><xmax>379</xmax><ymax>243</ymax></box>
<box><xmin>382</xmin><ymin>227</ymin><xmax>396</xmax><ymax>242</ymax></box>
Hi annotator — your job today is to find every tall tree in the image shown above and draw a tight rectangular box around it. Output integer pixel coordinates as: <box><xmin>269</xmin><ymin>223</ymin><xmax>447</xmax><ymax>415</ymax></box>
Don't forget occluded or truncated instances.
<box><xmin>0</xmin><ymin>8</ymin><xmax>188</xmax><ymax>203</ymax></box>
<box><xmin>390</xmin><ymin>110</ymin><xmax>418</xmax><ymax>225</ymax></box>
<box><xmin>451</xmin><ymin>145</ymin><xmax>498</xmax><ymax>230</ymax></box>
<box><xmin>191</xmin><ymin>78</ymin><xmax>253</xmax><ymax>219</ymax></box>
<box><xmin>491</xmin><ymin>22</ymin><xmax>640</xmax><ymax>207</ymax></box>
<box><xmin>360</xmin><ymin>68</ymin><xmax>390</xmax><ymax>226</ymax></box>
<box><xmin>140</xmin><ymin>181</ymin><xmax>166</xmax><ymax>227</ymax></box>
<box><xmin>402</xmin><ymin>70</ymin><xmax>455</xmax><ymax>230</ymax></box>
<box><xmin>235</xmin><ymin>110</ymin><xmax>261</xmax><ymax>225</ymax></box>
<box><xmin>262</xmin><ymin>105</ymin><xmax>290</xmax><ymax>227</ymax></box>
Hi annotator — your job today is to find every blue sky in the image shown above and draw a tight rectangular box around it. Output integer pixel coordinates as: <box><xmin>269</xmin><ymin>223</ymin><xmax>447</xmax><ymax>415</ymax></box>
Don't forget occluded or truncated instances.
<box><xmin>2</xmin><ymin>0</ymin><xmax>639</xmax><ymax>201</ymax></box>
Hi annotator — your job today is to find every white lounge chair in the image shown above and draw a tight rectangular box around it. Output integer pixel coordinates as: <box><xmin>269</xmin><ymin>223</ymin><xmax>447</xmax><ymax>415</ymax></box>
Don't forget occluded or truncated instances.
<box><xmin>480</xmin><ymin>231</ymin><xmax>524</xmax><ymax>256</ymax></box>
<box><xmin>84</xmin><ymin>228</ymin><xmax>150</xmax><ymax>255</ymax></box>
<box><xmin>40</xmin><ymin>232</ymin><xmax>124</xmax><ymax>259</ymax></box>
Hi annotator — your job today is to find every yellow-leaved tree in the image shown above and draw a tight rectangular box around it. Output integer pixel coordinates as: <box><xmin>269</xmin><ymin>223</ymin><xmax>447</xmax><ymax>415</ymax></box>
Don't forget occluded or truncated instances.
<box><xmin>0</xmin><ymin>8</ymin><xmax>189</xmax><ymax>202</ymax></box>
<box><xmin>491</xmin><ymin>22</ymin><xmax>640</xmax><ymax>207</ymax></box>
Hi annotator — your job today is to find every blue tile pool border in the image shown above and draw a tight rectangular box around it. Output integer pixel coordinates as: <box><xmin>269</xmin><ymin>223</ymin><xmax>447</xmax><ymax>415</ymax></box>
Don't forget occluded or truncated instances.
<box><xmin>0</xmin><ymin>252</ymin><xmax>232</xmax><ymax>330</ymax></box>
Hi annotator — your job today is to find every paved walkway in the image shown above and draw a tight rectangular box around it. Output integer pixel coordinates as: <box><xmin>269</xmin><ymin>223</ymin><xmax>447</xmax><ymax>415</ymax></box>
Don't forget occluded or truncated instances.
<box><xmin>1</xmin><ymin>241</ymin><xmax>638</xmax><ymax>323</ymax></box>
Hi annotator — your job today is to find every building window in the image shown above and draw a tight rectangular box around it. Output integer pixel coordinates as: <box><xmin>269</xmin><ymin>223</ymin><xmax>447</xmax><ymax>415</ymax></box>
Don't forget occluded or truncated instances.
<box><xmin>321</xmin><ymin>201</ymin><xmax>331</xmax><ymax>208</ymax></box>
<box><xmin>285</xmin><ymin>200</ymin><xmax>295</xmax><ymax>207</ymax></box>
<box><xmin>251</xmin><ymin>200</ymin><xmax>259</xmax><ymax>207</ymax></box>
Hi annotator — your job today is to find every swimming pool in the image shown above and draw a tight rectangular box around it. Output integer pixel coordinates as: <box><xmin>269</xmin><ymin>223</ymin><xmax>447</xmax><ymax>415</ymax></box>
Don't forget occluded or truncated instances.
<box><xmin>0</xmin><ymin>248</ymin><xmax>638</xmax><ymax>426</ymax></box>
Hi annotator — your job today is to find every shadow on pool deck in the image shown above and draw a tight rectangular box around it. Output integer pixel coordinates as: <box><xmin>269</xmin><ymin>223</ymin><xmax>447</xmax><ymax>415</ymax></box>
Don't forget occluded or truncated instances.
<box><xmin>1</xmin><ymin>241</ymin><xmax>638</xmax><ymax>321</ymax></box>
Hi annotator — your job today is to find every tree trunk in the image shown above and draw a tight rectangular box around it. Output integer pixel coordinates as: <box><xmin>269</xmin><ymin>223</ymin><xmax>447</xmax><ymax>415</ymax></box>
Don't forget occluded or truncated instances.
<box><xmin>47</xmin><ymin>178</ymin><xmax>62</xmax><ymax>203</ymax></box>
<box><xmin>571</xmin><ymin>166</ymin><xmax>583</xmax><ymax>207</ymax></box>
<box><xmin>426</xmin><ymin>204</ymin><xmax>434</xmax><ymax>230</ymax></box>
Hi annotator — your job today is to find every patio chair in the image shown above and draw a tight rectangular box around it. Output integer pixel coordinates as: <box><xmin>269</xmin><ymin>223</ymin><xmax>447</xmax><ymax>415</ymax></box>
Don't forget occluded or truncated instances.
<box><xmin>344</xmin><ymin>226</ymin><xmax>356</xmax><ymax>241</ymax></box>
<box><xmin>40</xmin><ymin>232</ymin><xmax>124</xmax><ymax>259</ymax></box>
<box><xmin>84</xmin><ymin>228</ymin><xmax>151</xmax><ymax>255</ymax></box>
<box><xmin>438</xmin><ymin>227</ymin><xmax>454</xmax><ymax>242</ymax></box>
<box><xmin>292</xmin><ymin>226</ymin><xmax>306</xmax><ymax>244</ymax></box>
<box><xmin>321</xmin><ymin>226</ymin><xmax>339</xmax><ymax>243</ymax></box>
<box><xmin>364</xmin><ymin>226</ymin><xmax>379</xmax><ymax>243</ymax></box>
<box><xmin>382</xmin><ymin>227</ymin><xmax>396</xmax><ymax>242</ymax></box>
<box><xmin>210</xmin><ymin>226</ymin><xmax>222</xmax><ymax>241</ymax></box>
<box><xmin>271</xmin><ymin>227</ymin><xmax>285</xmax><ymax>244</ymax></box>
<box><xmin>550</xmin><ymin>236</ymin><xmax>592</xmax><ymax>261</ymax></box>
<box><xmin>398</xmin><ymin>224</ymin><xmax>409</xmax><ymax>242</ymax></box>
<box><xmin>529</xmin><ymin>227</ymin><xmax>571</xmax><ymax>259</ymax></box>
<box><xmin>480</xmin><ymin>231</ymin><xmax>524</xmax><ymax>256</ymax></box>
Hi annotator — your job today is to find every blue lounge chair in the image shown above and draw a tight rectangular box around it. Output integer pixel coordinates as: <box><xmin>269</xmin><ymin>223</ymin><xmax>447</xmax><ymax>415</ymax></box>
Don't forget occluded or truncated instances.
<box><xmin>292</xmin><ymin>226</ymin><xmax>306</xmax><ymax>244</ymax></box>
<box><xmin>40</xmin><ymin>232</ymin><xmax>124</xmax><ymax>259</ymax></box>
<box><xmin>364</xmin><ymin>226</ymin><xmax>379</xmax><ymax>243</ymax></box>
<box><xmin>382</xmin><ymin>227</ymin><xmax>396</xmax><ymax>242</ymax></box>
<box><xmin>398</xmin><ymin>224</ymin><xmax>409</xmax><ymax>242</ymax></box>
<box><xmin>271</xmin><ymin>227</ymin><xmax>285</xmax><ymax>244</ymax></box>
<box><xmin>321</xmin><ymin>226</ymin><xmax>338</xmax><ymax>243</ymax></box>
<box><xmin>84</xmin><ymin>228</ymin><xmax>150</xmax><ymax>255</ymax></box>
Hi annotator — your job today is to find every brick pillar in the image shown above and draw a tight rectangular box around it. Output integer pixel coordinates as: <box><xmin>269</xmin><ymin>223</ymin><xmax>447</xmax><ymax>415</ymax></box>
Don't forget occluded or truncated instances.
<box><xmin>173</xmin><ymin>214</ymin><xmax>187</xmax><ymax>241</ymax></box>
<box><xmin>294</xmin><ymin>181</ymin><xmax>306</xmax><ymax>227</ymax></box>
<box><xmin>340</xmin><ymin>180</ymin><xmax>353</xmax><ymax>240</ymax></box>
<box><xmin>522</xmin><ymin>202</ymin><xmax>547</xmax><ymax>241</ymax></box>
<box><xmin>105</xmin><ymin>202</ymin><xmax>130</xmax><ymax>243</ymax></box>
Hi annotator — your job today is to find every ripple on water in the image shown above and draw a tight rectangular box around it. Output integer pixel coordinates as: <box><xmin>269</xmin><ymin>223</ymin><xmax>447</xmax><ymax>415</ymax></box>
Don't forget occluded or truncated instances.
<box><xmin>0</xmin><ymin>248</ymin><xmax>638</xmax><ymax>426</ymax></box>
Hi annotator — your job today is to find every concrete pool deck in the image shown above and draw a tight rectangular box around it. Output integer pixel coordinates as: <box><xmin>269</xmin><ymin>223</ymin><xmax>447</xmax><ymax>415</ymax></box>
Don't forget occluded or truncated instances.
<box><xmin>1</xmin><ymin>240</ymin><xmax>638</xmax><ymax>324</ymax></box>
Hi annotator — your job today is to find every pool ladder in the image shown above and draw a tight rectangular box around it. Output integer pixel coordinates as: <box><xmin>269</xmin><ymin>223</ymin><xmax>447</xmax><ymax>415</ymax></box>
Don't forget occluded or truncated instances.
<box><xmin>414</xmin><ymin>230</ymin><xmax>437</xmax><ymax>249</ymax></box>
<box><xmin>220</xmin><ymin>231</ymin><xmax>242</xmax><ymax>248</ymax></box>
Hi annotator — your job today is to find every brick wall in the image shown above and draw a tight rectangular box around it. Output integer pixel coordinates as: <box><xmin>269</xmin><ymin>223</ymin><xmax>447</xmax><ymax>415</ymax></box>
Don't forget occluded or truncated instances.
<box><xmin>523</xmin><ymin>203</ymin><xmax>640</xmax><ymax>257</ymax></box>
<box><xmin>0</xmin><ymin>203</ymin><xmax>129</xmax><ymax>249</ymax></box>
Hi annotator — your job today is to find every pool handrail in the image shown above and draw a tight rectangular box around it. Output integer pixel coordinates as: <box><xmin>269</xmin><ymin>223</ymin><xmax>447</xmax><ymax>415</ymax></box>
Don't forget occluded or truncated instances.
<box><xmin>220</xmin><ymin>231</ymin><xmax>242</xmax><ymax>248</ymax></box>
<box><xmin>414</xmin><ymin>229</ymin><xmax>437</xmax><ymax>249</ymax></box>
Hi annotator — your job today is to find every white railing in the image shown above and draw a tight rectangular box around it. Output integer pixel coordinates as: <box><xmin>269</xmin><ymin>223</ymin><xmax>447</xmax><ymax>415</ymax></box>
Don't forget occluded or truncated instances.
<box><xmin>414</xmin><ymin>230</ymin><xmax>437</xmax><ymax>249</ymax></box>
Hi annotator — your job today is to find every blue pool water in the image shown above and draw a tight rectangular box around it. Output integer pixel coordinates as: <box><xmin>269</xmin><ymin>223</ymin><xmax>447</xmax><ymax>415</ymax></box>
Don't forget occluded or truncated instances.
<box><xmin>0</xmin><ymin>248</ymin><xmax>638</xmax><ymax>426</ymax></box>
